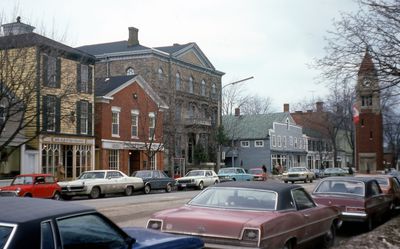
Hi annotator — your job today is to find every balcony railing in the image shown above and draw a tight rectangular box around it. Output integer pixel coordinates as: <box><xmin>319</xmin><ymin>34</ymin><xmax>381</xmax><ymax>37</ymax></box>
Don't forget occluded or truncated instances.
<box><xmin>184</xmin><ymin>117</ymin><xmax>212</xmax><ymax>127</ymax></box>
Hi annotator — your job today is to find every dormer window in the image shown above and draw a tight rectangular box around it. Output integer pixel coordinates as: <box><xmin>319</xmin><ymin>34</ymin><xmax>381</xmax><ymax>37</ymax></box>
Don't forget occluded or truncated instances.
<box><xmin>361</xmin><ymin>95</ymin><xmax>372</xmax><ymax>107</ymax></box>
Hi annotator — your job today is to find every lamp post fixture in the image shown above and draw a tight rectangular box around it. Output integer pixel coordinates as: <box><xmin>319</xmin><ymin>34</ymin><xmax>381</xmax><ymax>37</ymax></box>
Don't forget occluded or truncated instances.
<box><xmin>216</xmin><ymin>76</ymin><xmax>254</xmax><ymax>171</ymax></box>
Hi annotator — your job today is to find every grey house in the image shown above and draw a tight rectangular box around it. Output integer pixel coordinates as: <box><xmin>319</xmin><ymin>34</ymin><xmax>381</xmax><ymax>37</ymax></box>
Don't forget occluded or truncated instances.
<box><xmin>222</xmin><ymin>112</ymin><xmax>307</xmax><ymax>172</ymax></box>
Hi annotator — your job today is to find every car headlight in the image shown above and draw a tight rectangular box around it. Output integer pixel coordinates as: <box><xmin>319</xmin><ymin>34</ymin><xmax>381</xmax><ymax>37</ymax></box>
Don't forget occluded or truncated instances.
<box><xmin>242</xmin><ymin>228</ymin><xmax>260</xmax><ymax>242</ymax></box>
<box><xmin>15</xmin><ymin>188</ymin><xmax>21</xmax><ymax>194</ymax></box>
<box><xmin>147</xmin><ymin>220</ymin><xmax>163</xmax><ymax>230</ymax></box>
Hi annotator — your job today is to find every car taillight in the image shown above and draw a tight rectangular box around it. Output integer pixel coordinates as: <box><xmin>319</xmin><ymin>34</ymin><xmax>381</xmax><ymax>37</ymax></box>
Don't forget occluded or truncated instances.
<box><xmin>346</xmin><ymin>207</ymin><xmax>365</xmax><ymax>213</ymax></box>
<box><xmin>147</xmin><ymin>220</ymin><xmax>163</xmax><ymax>230</ymax></box>
<box><xmin>242</xmin><ymin>228</ymin><xmax>260</xmax><ymax>242</ymax></box>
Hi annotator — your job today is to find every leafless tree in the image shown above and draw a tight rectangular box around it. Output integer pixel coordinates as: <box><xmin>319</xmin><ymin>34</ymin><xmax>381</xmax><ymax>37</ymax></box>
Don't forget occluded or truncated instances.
<box><xmin>240</xmin><ymin>95</ymin><xmax>274</xmax><ymax>115</ymax></box>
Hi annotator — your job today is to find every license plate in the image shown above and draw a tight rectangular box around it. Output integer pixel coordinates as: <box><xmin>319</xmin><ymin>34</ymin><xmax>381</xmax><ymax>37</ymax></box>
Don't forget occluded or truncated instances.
<box><xmin>181</xmin><ymin>184</ymin><xmax>186</xmax><ymax>187</ymax></box>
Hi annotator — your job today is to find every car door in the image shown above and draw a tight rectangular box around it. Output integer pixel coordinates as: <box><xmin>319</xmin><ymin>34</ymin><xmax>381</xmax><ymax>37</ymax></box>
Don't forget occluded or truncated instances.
<box><xmin>366</xmin><ymin>180</ymin><xmax>390</xmax><ymax>218</ymax></box>
<box><xmin>31</xmin><ymin>176</ymin><xmax>48</xmax><ymax>198</ymax></box>
<box><xmin>204</xmin><ymin>171</ymin><xmax>213</xmax><ymax>186</ymax></box>
<box><xmin>111</xmin><ymin>171</ymin><xmax>126</xmax><ymax>193</ymax></box>
<box><xmin>152</xmin><ymin>171</ymin><xmax>162</xmax><ymax>189</ymax></box>
<box><xmin>104</xmin><ymin>171</ymin><xmax>119</xmax><ymax>193</ymax></box>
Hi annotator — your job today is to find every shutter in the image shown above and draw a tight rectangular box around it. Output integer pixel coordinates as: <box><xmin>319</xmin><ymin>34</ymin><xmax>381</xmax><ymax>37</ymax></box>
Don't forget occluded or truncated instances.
<box><xmin>88</xmin><ymin>102</ymin><xmax>93</xmax><ymax>135</ymax></box>
<box><xmin>88</xmin><ymin>66</ymin><xmax>93</xmax><ymax>94</ymax></box>
<box><xmin>42</xmin><ymin>96</ymin><xmax>48</xmax><ymax>131</ymax></box>
<box><xmin>56</xmin><ymin>58</ymin><xmax>61</xmax><ymax>88</ymax></box>
<box><xmin>42</xmin><ymin>54</ymin><xmax>48</xmax><ymax>86</ymax></box>
<box><xmin>76</xmin><ymin>64</ymin><xmax>81</xmax><ymax>92</ymax></box>
<box><xmin>55</xmin><ymin>97</ymin><xmax>61</xmax><ymax>133</ymax></box>
<box><xmin>76</xmin><ymin>101</ymin><xmax>81</xmax><ymax>134</ymax></box>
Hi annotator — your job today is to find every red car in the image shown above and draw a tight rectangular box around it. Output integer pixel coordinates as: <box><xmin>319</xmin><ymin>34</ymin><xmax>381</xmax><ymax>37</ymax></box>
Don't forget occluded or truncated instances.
<box><xmin>0</xmin><ymin>174</ymin><xmax>62</xmax><ymax>200</ymax></box>
<box><xmin>147</xmin><ymin>181</ymin><xmax>341</xmax><ymax>249</ymax></box>
<box><xmin>312</xmin><ymin>177</ymin><xmax>392</xmax><ymax>231</ymax></box>
<box><xmin>249</xmin><ymin>168</ymin><xmax>266</xmax><ymax>181</ymax></box>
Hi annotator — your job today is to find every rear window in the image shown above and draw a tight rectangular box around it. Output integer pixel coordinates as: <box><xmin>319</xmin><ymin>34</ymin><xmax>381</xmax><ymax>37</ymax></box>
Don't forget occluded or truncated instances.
<box><xmin>0</xmin><ymin>224</ymin><xmax>15</xmax><ymax>248</ymax></box>
<box><xmin>375</xmin><ymin>178</ymin><xmax>389</xmax><ymax>186</ymax></box>
<box><xmin>315</xmin><ymin>180</ymin><xmax>365</xmax><ymax>195</ymax></box>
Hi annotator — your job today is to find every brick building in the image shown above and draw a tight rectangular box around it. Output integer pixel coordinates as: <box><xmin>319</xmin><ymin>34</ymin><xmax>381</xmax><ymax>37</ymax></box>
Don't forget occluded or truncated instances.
<box><xmin>78</xmin><ymin>27</ymin><xmax>224</xmax><ymax>174</ymax></box>
<box><xmin>355</xmin><ymin>51</ymin><xmax>384</xmax><ymax>173</ymax></box>
<box><xmin>94</xmin><ymin>75</ymin><xmax>168</xmax><ymax>175</ymax></box>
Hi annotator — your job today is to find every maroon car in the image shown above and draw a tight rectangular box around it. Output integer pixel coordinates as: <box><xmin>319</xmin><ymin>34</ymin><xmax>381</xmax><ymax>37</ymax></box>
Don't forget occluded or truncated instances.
<box><xmin>0</xmin><ymin>174</ymin><xmax>62</xmax><ymax>200</ymax></box>
<box><xmin>147</xmin><ymin>181</ymin><xmax>341</xmax><ymax>249</ymax></box>
<box><xmin>312</xmin><ymin>177</ymin><xmax>392</xmax><ymax>231</ymax></box>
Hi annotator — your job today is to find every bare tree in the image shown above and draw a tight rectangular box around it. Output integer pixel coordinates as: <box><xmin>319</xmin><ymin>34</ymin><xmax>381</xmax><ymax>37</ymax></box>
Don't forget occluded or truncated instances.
<box><xmin>221</xmin><ymin>83</ymin><xmax>249</xmax><ymax>116</ymax></box>
<box><xmin>382</xmin><ymin>96</ymin><xmax>400</xmax><ymax>169</ymax></box>
<box><xmin>240</xmin><ymin>95</ymin><xmax>274</xmax><ymax>115</ymax></box>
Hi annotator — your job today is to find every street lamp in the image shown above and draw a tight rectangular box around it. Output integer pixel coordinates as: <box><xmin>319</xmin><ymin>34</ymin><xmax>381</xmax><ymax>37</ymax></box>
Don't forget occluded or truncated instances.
<box><xmin>216</xmin><ymin>76</ymin><xmax>254</xmax><ymax>171</ymax></box>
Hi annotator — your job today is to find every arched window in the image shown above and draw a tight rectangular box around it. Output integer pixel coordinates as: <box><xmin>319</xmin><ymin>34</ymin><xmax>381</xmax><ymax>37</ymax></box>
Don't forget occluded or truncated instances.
<box><xmin>188</xmin><ymin>77</ymin><xmax>194</xmax><ymax>94</ymax></box>
<box><xmin>158</xmin><ymin>68</ymin><xmax>163</xmax><ymax>82</ymax></box>
<box><xmin>126</xmin><ymin>67</ymin><xmax>135</xmax><ymax>75</ymax></box>
<box><xmin>175</xmin><ymin>73</ymin><xmax>181</xmax><ymax>90</ymax></box>
<box><xmin>211</xmin><ymin>83</ymin><xmax>216</xmax><ymax>98</ymax></box>
<box><xmin>201</xmin><ymin>80</ymin><xmax>206</xmax><ymax>96</ymax></box>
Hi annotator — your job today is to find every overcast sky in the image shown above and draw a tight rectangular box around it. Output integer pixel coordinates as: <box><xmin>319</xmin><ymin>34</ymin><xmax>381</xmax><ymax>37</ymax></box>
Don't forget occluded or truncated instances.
<box><xmin>1</xmin><ymin>0</ymin><xmax>359</xmax><ymax>111</ymax></box>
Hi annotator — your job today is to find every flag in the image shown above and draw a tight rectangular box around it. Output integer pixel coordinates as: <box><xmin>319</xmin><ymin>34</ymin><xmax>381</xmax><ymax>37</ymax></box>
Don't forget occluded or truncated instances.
<box><xmin>352</xmin><ymin>104</ymin><xmax>360</xmax><ymax>125</ymax></box>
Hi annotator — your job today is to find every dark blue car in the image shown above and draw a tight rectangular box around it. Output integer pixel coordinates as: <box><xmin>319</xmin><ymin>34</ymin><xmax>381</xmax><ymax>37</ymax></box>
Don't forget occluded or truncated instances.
<box><xmin>132</xmin><ymin>170</ymin><xmax>175</xmax><ymax>194</ymax></box>
<box><xmin>0</xmin><ymin>197</ymin><xmax>203</xmax><ymax>249</ymax></box>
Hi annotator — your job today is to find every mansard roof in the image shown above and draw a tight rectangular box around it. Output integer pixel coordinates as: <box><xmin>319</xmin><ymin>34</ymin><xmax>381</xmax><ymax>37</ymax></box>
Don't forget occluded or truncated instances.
<box><xmin>222</xmin><ymin>112</ymin><xmax>295</xmax><ymax>140</ymax></box>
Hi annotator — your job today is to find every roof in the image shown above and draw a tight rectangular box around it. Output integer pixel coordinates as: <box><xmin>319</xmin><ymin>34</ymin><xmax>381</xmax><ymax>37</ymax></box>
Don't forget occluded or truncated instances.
<box><xmin>320</xmin><ymin>176</ymin><xmax>375</xmax><ymax>183</ymax></box>
<box><xmin>358</xmin><ymin>50</ymin><xmax>377</xmax><ymax>76</ymax></box>
<box><xmin>0</xmin><ymin>197</ymin><xmax>94</xmax><ymax>224</ymax></box>
<box><xmin>78</xmin><ymin>41</ymin><xmax>151</xmax><ymax>56</ymax></box>
<box><xmin>0</xmin><ymin>32</ymin><xmax>95</xmax><ymax>63</ymax></box>
<box><xmin>95</xmin><ymin>75</ymin><xmax>169</xmax><ymax>110</ymax></box>
<box><xmin>222</xmin><ymin>112</ymin><xmax>293</xmax><ymax>140</ymax></box>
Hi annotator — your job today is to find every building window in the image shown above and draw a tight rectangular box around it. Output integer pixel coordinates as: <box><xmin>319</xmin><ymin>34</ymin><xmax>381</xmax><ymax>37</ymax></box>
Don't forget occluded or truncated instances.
<box><xmin>150</xmin><ymin>155</ymin><xmax>157</xmax><ymax>170</ymax></box>
<box><xmin>44</xmin><ymin>95</ymin><xmax>57</xmax><ymax>132</ymax></box>
<box><xmin>361</xmin><ymin>95</ymin><xmax>373</xmax><ymax>107</ymax></box>
<box><xmin>294</xmin><ymin>137</ymin><xmax>298</xmax><ymax>148</ymax></box>
<box><xmin>189</xmin><ymin>77</ymin><xmax>194</xmax><ymax>93</ymax></box>
<box><xmin>241</xmin><ymin>141</ymin><xmax>250</xmax><ymax>147</ymax></box>
<box><xmin>201</xmin><ymin>80</ymin><xmax>206</xmax><ymax>96</ymax></box>
<box><xmin>255</xmin><ymin>140</ymin><xmax>264</xmax><ymax>147</ymax></box>
<box><xmin>46</xmin><ymin>55</ymin><xmax>57</xmax><ymax>87</ymax></box>
<box><xmin>111</xmin><ymin>107</ymin><xmax>120</xmax><ymax>137</ymax></box>
<box><xmin>149</xmin><ymin>112</ymin><xmax>155</xmax><ymax>140</ymax></box>
<box><xmin>188</xmin><ymin>103</ymin><xmax>195</xmax><ymax>119</ymax></box>
<box><xmin>176</xmin><ymin>73</ymin><xmax>181</xmax><ymax>90</ymax></box>
<box><xmin>175</xmin><ymin>102</ymin><xmax>181</xmax><ymax>122</ymax></box>
<box><xmin>131</xmin><ymin>110</ymin><xmax>139</xmax><ymax>138</ymax></box>
<box><xmin>158</xmin><ymin>68</ymin><xmax>163</xmax><ymax>82</ymax></box>
<box><xmin>289</xmin><ymin>136</ymin><xmax>293</xmax><ymax>146</ymax></box>
<box><xmin>211</xmin><ymin>83</ymin><xmax>217</xmax><ymax>98</ymax></box>
<box><xmin>0</xmin><ymin>100</ymin><xmax>6</xmax><ymax>127</ymax></box>
<box><xmin>126</xmin><ymin>67</ymin><xmax>134</xmax><ymax>75</ymax></box>
<box><xmin>283</xmin><ymin>136</ymin><xmax>287</xmax><ymax>147</ymax></box>
<box><xmin>272</xmin><ymin>135</ymin><xmax>276</xmax><ymax>147</ymax></box>
<box><xmin>80</xmin><ymin>101</ymin><xmax>89</xmax><ymax>134</ymax></box>
<box><xmin>277</xmin><ymin>136</ymin><xmax>282</xmax><ymax>147</ymax></box>
<box><xmin>109</xmin><ymin>150</ymin><xmax>119</xmax><ymax>170</ymax></box>
<box><xmin>80</xmin><ymin>65</ymin><xmax>89</xmax><ymax>92</ymax></box>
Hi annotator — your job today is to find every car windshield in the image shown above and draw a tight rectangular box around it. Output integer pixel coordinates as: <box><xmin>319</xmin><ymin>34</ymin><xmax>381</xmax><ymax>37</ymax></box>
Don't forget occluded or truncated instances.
<box><xmin>189</xmin><ymin>187</ymin><xmax>277</xmax><ymax>211</ymax></box>
<box><xmin>0</xmin><ymin>225</ymin><xmax>14</xmax><ymax>248</ymax></box>
<box><xmin>288</xmin><ymin>167</ymin><xmax>305</xmax><ymax>172</ymax></box>
<box><xmin>218</xmin><ymin>168</ymin><xmax>235</xmax><ymax>174</ymax></box>
<box><xmin>133</xmin><ymin>171</ymin><xmax>152</xmax><ymax>178</ymax></box>
<box><xmin>11</xmin><ymin>176</ymin><xmax>33</xmax><ymax>185</ymax></box>
<box><xmin>314</xmin><ymin>180</ymin><xmax>365</xmax><ymax>196</ymax></box>
<box><xmin>186</xmin><ymin>171</ymin><xmax>205</xmax><ymax>177</ymax></box>
<box><xmin>250</xmin><ymin>169</ymin><xmax>263</xmax><ymax>174</ymax></box>
<box><xmin>78</xmin><ymin>172</ymin><xmax>105</xmax><ymax>179</ymax></box>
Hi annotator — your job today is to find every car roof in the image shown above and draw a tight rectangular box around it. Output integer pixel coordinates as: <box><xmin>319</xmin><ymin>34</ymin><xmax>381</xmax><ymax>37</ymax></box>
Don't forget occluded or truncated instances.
<box><xmin>321</xmin><ymin>176</ymin><xmax>373</xmax><ymax>183</ymax></box>
<box><xmin>0</xmin><ymin>197</ymin><xmax>95</xmax><ymax>224</ymax></box>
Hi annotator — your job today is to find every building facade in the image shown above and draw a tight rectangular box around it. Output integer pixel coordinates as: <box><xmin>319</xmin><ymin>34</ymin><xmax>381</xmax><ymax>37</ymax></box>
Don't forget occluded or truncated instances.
<box><xmin>355</xmin><ymin>51</ymin><xmax>384</xmax><ymax>173</ymax></box>
<box><xmin>0</xmin><ymin>19</ymin><xmax>96</xmax><ymax>179</ymax></box>
<box><xmin>94</xmin><ymin>75</ymin><xmax>168</xmax><ymax>175</ymax></box>
<box><xmin>78</xmin><ymin>27</ymin><xmax>224</xmax><ymax>175</ymax></box>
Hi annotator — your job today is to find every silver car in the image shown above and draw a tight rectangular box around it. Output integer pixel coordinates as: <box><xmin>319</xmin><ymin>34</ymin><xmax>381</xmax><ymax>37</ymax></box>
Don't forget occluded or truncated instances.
<box><xmin>176</xmin><ymin>170</ymin><xmax>219</xmax><ymax>190</ymax></box>
<box><xmin>282</xmin><ymin>167</ymin><xmax>315</xmax><ymax>183</ymax></box>
<box><xmin>59</xmin><ymin>170</ymin><xmax>144</xmax><ymax>199</ymax></box>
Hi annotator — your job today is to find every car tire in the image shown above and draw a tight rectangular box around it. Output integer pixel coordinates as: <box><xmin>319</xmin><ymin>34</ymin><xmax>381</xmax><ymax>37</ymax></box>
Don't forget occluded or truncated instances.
<box><xmin>291</xmin><ymin>181</ymin><xmax>295</xmax><ymax>184</ymax></box>
<box><xmin>24</xmin><ymin>193</ymin><xmax>32</xmax><ymax>197</ymax></box>
<box><xmin>198</xmin><ymin>181</ymin><xmax>204</xmax><ymax>190</ymax></box>
<box><xmin>177</xmin><ymin>186</ymin><xmax>184</xmax><ymax>191</ymax></box>
<box><xmin>232</xmin><ymin>178</ymin><xmax>236</xmax><ymax>181</ymax></box>
<box><xmin>165</xmin><ymin>183</ymin><xmax>172</xmax><ymax>193</ymax></box>
<box><xmin>89</xmin><ymin>187</ymin><xmax>101</xmax><ymax>199</ymax></box>
<box><xmin>214</xmin><ymin>180</ymin><xmax>219</xmax><ymax>184</ymax></box>
<box><xmin>366</xmin><ymin>216</ymin><xmax>374</xmax><ymax>231</ymax></box>
<box><xmin>284</xmin><ymin>181</ymin><xmax>288</xmax><ymax>183</ymax></box>
<box><xmin>304</xmin><ymin>177</ymin><xmax>308</xmax><ymax>183</ymax></box>
<box><xmin>62</xmin><ymin>195</ymin><xmax>72</xmax><ymax>200</ymax></box>
<box><xmin>53</xmin><ymin>191</ymin><xmax>62</xmax><ymax>200</ymax></box>
<box><xmin>310</xmin><ymin>177</ymin><xmax>313</xmax><ymax>183</ymax></box>
<box><xmin>144</xmin><ymin>185</ymin><xmax>151</xmax><ymax>194</ymax></box>
<box><xmin>283</xmin><ymin>241</ymin><xmax>293</xmax><ymax>249</ymax></box>
<box><xmin>124</xmin><ymin>186</ymin><xmax>133</xmax><ymax>196</ymax></box>
<box><xmin>321</xmin><ymin>224</ymin><xmax>336</xmax><ymax>248</ymax></box>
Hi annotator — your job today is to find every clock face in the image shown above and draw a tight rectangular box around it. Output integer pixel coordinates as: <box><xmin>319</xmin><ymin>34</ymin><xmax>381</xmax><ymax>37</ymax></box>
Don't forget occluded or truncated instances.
<box><xmin>363</xmin><ymin>80</ymin><xmax>371</xmax><ymax>87</ymax></box>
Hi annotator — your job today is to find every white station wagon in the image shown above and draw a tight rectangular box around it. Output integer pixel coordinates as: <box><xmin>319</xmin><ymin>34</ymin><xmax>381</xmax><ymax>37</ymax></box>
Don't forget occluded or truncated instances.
<box><xmin>59</xmin><ymin>170</ymin><xmax>144</xmax><ymax>199</ymax></box>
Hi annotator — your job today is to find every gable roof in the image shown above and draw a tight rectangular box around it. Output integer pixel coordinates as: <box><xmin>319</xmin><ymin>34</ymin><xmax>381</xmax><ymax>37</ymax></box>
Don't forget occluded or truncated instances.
<box><xmin>95</xmin><ymin>75</ymin><xmax>168</xmax><ymax>110</ymax></box>
<box><xmin>222</xmin><ymin>112</ymin><xmax>294</xmax><ymax>140</ymax></box>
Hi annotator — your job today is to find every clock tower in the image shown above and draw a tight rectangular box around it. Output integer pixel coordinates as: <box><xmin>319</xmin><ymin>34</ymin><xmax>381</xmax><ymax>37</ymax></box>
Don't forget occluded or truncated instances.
<box><xmin>355</xmin><ymin>50</ymin><xmax>384</xmax><ymax>173</ymax></box>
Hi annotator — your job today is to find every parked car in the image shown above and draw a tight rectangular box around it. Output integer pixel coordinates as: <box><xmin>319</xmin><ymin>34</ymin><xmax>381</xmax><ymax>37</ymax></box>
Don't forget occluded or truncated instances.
<box><xmin>132</xmin><ymin>170</ymin><xmax>175</xmax><ymax>194</ymax></box>
<box><xmin>0</xmin><ymin>174</ymin><xmax>61</xmax><ymax>200</ymax></box>
<box><xmin>311</xmin><ymin>169</ymin><xmax>322</xmax><ymax>178</ymax></box>
<box><xmin>282</xmin><ymin>167</ymin><xmax>315</xmax><ymax>183</ymax></box>
<box><xmin>249</xmin><ymin>167</ymin><xmax>266</xmax><ymax>181</ymax></box>
<box><xmin>176</xmin><ymin>170</ymin><xmax>219</xmax><ymax>190</ymax></box>
<box><xmin>322</xmin><ymin>167</ymin><xmax>348</xmax><ymax>177</ymax></box>
<box><xmin>147</xmin><ymin>181</ymin><xmax>341</xmax><ymax>249</ymax></box>
<box><xmin>218</xmin><ymin>167</ymin><xmax>254</xmax><ymax>182</ymax></box>
<box><xmin>59</xmin><ymin>170</ymin><xmax>144</xmax><ymax>199</ymax></box>
<box><xmin>0</xmin><ymin>197</ymin><xmax>204</xmax><ymax>249</ymax></box>
<box><xmin>312</xmin><ymin>177</ymin><xmax>393</xmax><ymax>231</ymax></box>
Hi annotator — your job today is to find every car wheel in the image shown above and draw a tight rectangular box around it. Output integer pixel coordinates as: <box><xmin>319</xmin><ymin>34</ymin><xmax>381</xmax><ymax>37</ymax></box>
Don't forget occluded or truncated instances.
<box><xmin>284</xmin><ymin>181</ymin><xmax>288</xmax><ymax>183</ymax></box>
<box><xmin>291</xmin><ymin>181</ymin><xmax>295</xmax><ymax>184</ymax></box>
<box><xmin>177</xmin><ymin>186</ymin><xmax>184</xmax><ymax>191</ymax></box>
<box><xmin>214</xmin><ymin>180</ymin><xmax>219</xmax><ymax>184</ymax></box>
<box><xmin>304</xmin><ymin>177</ymin><xmax>308</xmax><ymax>183</ymax></box>
<box><xmin>283</xmin><ymin>241</ymin><xmax>293</xmax><ymax>249</ymax></box>
<box><xmin>366</xmin><ymin>216</ymin><xmax>374</xmax><ymax>231</ymax></box>
<box><xmin>24</xmin><ymin>193</ymin><xmax>32</xmax><ymax>197</ymax></box>
<box><xmin>53</xmin><ymin>191</ymin><xmax>62</xmax><ymax>200</ymax></box>
<box><xmin>232</xmin><ymin>178</ymin><xmax>236</xmax><ymax>181</ymax></box>
<box><xmin>165</xmin><ymin>183</ymin><xmax>172</xmax><ymax>193</ymax></box>
<box><xmin>198</xmin><ymin>181</ymin><xmax>204</xmax><ymax>190</ymax></box>
<box><xmin>321</xmin><ymin>224</ymin><xmax>336</xmax><ymax>248</ymax></box>
<box><xmin>144</xmin><ymin>185</ymin><xmax>151</xmax><ymax>194</ymax></box>
<box><xmin>89</xmin><ymin>187</ymin><xmax>101</xmax><ymax>199</ymax></box>
<box><xmin>124</xmin><ymin>186</ymin><xmax>133</xmax><ymax>196</ymax></box>
<box><xmin>310</xmin><ymin>177</ymin><xmax>313</xmax><ymax>183</ymax></box>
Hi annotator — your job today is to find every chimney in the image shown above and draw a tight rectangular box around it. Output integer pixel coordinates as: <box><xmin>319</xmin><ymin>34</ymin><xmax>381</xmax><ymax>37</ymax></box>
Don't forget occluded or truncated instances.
<box><xmin>127</xmin><ymin>27</ymin><xmax>139</xmax><ymax>47</ymax></box>
<box><xmin>234</xmin><ymin>108</ymin><xmax>240</xmax><ymax>116</ymax></box>
<box><xmin>1</xmin><ymin>16</ymin><xmax>35</xmax><ymax>36</ymax></box>
<box><xmin>283</xmin><ymin>104</ymin><xmax>289</xmax><ymax>112</ymax></box>
<box><xmin>316</xmin><ymin>101</ymin><xmax>324</xmax><ymax>112</ymax></box>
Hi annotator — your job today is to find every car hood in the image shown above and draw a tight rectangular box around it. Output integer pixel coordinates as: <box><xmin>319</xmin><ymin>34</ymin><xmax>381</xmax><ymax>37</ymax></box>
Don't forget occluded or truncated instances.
<box><xmin>58</xmin><ymin>179</ymin><xmax>97</xmax><ymax>186</ymax></box>
<box><xmin>0</xmin><ymin>185</ymin><xmax>22</xmax><ymax>191</ymax></box>
<box><xmin>123</xmin><ymin>227</ymin><xmax>203</xmax><ymax>249</ymax></box>
<box><xmin>176</xmin><ymin>176</ymin><xmax>205</xmax><ymax>181</ymax></box>
<box><xmin>152</xmin><ymin>205</ymin><xmax>276</xmax><ymax>238</ymax></box>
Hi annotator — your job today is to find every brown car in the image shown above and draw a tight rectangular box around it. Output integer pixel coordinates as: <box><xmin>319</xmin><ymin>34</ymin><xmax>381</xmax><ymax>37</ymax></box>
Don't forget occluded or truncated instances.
<box><xmin>147</xmin><ymin>181</ymin><xmax>341</xmax><ymax>249</ymax></box>
<box><xmin>312</xmin><ymin>177</ymin><xmax>392</xmax><ymax>231</ymax></box>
